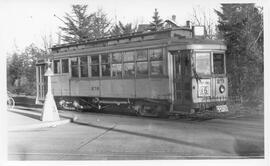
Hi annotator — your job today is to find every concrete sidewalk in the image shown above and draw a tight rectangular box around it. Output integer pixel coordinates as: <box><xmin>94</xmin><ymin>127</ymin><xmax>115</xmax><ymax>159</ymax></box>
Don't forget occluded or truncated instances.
<box><xmin>8</xmin><ymin>107</ymin><xmax>72</xmax><ymax>131</ymax></box>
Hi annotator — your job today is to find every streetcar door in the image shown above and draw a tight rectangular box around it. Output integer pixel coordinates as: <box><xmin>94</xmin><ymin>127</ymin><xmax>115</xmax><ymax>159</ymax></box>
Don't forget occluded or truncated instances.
<box><xmin>172</xmin><ymin>50</ymin><xmax>192</xmax><ymax>106</ymax></box>
<box><xmin>172</xmin><ymin>51</ymin><xmax>182</xmax><ymax>104</ymax></box>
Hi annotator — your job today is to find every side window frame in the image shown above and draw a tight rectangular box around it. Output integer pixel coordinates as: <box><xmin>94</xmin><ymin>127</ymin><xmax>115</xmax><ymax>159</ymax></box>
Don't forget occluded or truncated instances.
<box><xmin>79</xmin><ymin>56</ymin><xmax>88</xmax><ymax>77</ymax></box>
<box><xmin>61</xmin><ymin>59</ymin><xmax>69</xmax><ymax>74</ymax></box>
<box><xmin>90</xmin><ymin>55</ymin><xmax>100</xmax><ymax>78</ymax></box>
<box><xmin>111</xmin><ymin>52</ymin><xmax>123</xmax><ymax>78</ymax></box>
<box><xmin>70</xmin><ymin>57</ymin><xmax>79</xmax><ymax>78</ymax></box>
<box><xmin>123</xmin><ymin>51</ymin><xmax>136</xmax><ymax>78</ymax></box>
<box><xmin>135</xmin><ymin>49</ymin><xmax>148</xmax><ymax>78</ymax></box>
<box><xmin>149</xmin><ymin>48</ymin><xmax>164</xmax><ymax>77</ymax></box>
<box><xmin>101</xmin><ymin>53</ymin><xmax>111</xmax><ymax>77</ymax></box>
<box><xmin>53</xmin><ymin>59</ymin><xmax>61</xmax><ymax>74</ymax></box>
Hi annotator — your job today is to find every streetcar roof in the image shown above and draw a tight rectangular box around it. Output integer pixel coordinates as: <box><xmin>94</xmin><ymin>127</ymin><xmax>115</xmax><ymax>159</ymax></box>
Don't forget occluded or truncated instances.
<box><xmin>50</xmin><ymin>28</ymin><xmax>226</xmax><ymax>53</ymax></box>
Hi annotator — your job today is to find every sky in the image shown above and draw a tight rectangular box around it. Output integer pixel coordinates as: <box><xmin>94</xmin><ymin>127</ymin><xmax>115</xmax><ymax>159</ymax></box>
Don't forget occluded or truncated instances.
<box><xmin>0</xmin><ymin>0</ymin><xmax>264</xmax><ymax>57</ymax></box>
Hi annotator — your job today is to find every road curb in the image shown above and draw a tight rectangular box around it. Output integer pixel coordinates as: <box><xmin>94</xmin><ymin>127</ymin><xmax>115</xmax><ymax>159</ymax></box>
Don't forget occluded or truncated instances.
<box><xmin>8</xmin><ymin>119</ymin><xmax>71</xmax><ymax>131</ymax></box>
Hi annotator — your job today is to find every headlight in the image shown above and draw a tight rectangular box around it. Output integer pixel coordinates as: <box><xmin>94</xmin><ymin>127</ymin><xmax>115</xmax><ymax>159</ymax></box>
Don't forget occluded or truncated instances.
<box><xmin>219</xmin><ymin>85</ymin><xmax>225</xmax><ymax>93</ymax></box>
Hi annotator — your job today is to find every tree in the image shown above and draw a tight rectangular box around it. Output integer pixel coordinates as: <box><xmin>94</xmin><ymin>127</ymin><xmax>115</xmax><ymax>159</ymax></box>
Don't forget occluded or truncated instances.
<box><xmin>190</xmin><ymin>7</ymin><xmax>216</xmax><ymax>39</ymax></box>
<box><xmin>59</xmin><ymin>4</ymin><xmax>93</xmax><ymax>42</ymax></box>
<box><xmin>110</xmin><ymin>21</ymin><xmax>137</xmax><ymax>36</ymax></box>
<box><xmin>90</xmin><ymin>9</ymin><xmax>111</xmax><ymax>39</ymax></box>
<box><xmin>149</xmin><ymin>8</ymin><xmax>163</xmax><ymax>31</ymax></box>
<box><xmin>59</xmin><ymin>5</ymin><xmax>111</xmax><ymax>43</ymax></box>
<box><xmin>7</xmin><ymin>44</ymin><xmax>44</xmax><ymax>95</ymax></box>
<box><xmin>41</xmin><ymin>33</ymin><xmax>54</xmax><ymax>54</ymax></box>
<box><xmin>110</xmin><ymin>23</ymin><xmax>122</xmax><ymax>36</ymax></box>
<box><xmin>215</xmin><ymin>4</ymin><xmax>263</xmax><ymax>101</ymax></box>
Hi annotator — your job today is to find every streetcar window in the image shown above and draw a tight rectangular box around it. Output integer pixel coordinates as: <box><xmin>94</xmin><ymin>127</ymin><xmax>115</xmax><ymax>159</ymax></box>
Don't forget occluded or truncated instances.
<box><xmin>62</xmin><ymin>59</ymin><xmax>69</xmax><ymax>73</ymax></box>
<box><xmin>53</xmin><ymin>60</ymin><xmax>60</xmax><ymax>74</ymax></box>
<box><xmin>123</xmin><ymin>51</ymin><xmax>135</xmax><ymax>77</ymax></box>
<box><xmin>70</xmin><ymin>57</ymin><xmax>79</xmax><ymax>77</ymax></box>
<box><xmin>195</xmin><ymin>52</ymin><xmax>211</xmax><ymax>75</ymax></box>
<box><xmin>112</xmin><ymin>52</ymin><xmax>122</xmax><ymax>63</ymax></box>
<box><xmin>136</xmin><ymin>49</ymin><xmax>148</xmax><ymax>77</ymax></box>
<box><xmin>136</xmin><ymin>49</ymin><xmax>147</xmax><ymax>61</ymax></box>
<box><xmin>112</xmin><ymin>52</ymin><xmax>122</xmax><ymax>78</ymax></box>
<box><xmin>80</xmin><ymin>56</ymin><xmax>88</xmax><ymax>77</ymax></box>
<box><xmin>91</xmin><ymin>55</ymin><xmax>100</xmax><ymax>77</ymax></box>
<box><xmin>136</xmin><ymin>62</ymin><xmax>148</xmax><ymax>77</ymax></box>
<box><xmin>101</xmin><ymin>54</ymin><xmax>109</xmax><ymax>63</ymax></box>
<box><xmin>213</xmin><ymin>53</ymin><xmax>225</xmax><ymax>74</ymax></box>
<box><xmin>91</xmin><ymin>55</ymin><xmax>99</xmax><ymax>64</ymax></box>
<box><xmin>149</xmin><ymin>48</ymin><xmax>163</xmax><ymax>61</ymax></box>
<box><xmin>123</xmin><ymin>51</ymin><xmax>135</xmax><ymax>62</ymax></box>
<box><xmin>111</xmin><ymin>64</ymin><xmax>122</xmax><ymax>77</ymax></box>
<box><xmin>102</xmin><ymin>64</ymin><xmax>110</xmax><ymax>76</ymax></box>
<box><xmin>150</xmin><ymin>61</ymin><xmax>163</xmax><ymax>75</ymax></box>
<box><xmin>101</xmin><ymin>54</ymin><xmax>110</xmax><ymax>77</ymax></box>
<box><xmin>123</xmin><ymin>63</ymin><xmax>135</xmax><ymax>77</ymax></box>
<box><xmin>149</xmin><ymin>48</ymin><xmax>163</xmax><ymax>76</ymax></box>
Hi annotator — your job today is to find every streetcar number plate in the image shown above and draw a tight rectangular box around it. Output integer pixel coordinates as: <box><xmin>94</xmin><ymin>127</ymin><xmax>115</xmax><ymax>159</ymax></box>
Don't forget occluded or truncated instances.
<box><xmin>198</xmin><ymin>79</ymin><xmax>211</xmax><ymax>97</ymax></box>
<box><xmin>199</xmin><ymin>86</ymin><xmax>210</xmax><ymax>96</ymax></box>
<box><xmin>216</xmin><ymin>105</ymin><xmax>228</xmax><ymax>112</ymax></box>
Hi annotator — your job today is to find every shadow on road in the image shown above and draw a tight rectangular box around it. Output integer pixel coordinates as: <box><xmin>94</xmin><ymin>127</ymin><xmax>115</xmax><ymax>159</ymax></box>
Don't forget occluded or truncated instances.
<box><xmin>233</xmin><ymin>138</ymin><xmax>264</xmax><ymax>157</ymax></box>
<box><xmin>72</xmin><ymin>120</ymin><xmax>232</xmax><ymax>156</ymax></box>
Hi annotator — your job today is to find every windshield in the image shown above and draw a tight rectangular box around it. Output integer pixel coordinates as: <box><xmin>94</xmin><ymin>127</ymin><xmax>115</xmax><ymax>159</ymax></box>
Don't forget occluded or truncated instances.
<box><xmin>213</xmin><ymin>53</ymin><xmax>225</xmax><ymax>74</ymax></box>
<box><xmin>195</xmin><ymin>52</ymin><xmax>211</xmax><ymax>75</ymax></box>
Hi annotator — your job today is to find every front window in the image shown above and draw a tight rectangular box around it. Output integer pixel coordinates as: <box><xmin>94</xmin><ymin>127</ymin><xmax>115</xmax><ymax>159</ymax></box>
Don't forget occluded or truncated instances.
<box><xmin>195</xmin><ymin>52</ymin><xmax>211</xmax><ymax>75</ymax></box>
<box><xmin>213</xmin><ymin>53</ymin><xmax>225</xmax><ymax>74</ymax></box>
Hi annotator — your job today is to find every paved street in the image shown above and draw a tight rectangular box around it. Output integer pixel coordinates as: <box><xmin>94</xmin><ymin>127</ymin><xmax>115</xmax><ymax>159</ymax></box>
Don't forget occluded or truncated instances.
<box><xmin>8</xmin><ymin>106</ymin><xmax>264</xmax><ymax>160</ymax></box>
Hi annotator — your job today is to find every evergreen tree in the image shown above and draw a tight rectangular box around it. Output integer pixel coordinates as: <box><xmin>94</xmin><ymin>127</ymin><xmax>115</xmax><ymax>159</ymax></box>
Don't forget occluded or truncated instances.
<box><xmin>90</xmin><ymin>9</ymin><xmax>111</xmax><ymax>39</ymax></box>
<box><xmin>119</xmin><ymin>21</ymin><xmax>137</xmax><ymax>34</ymax></box>
<box><xmin>149</xmin><ymin>8</ymin><xmax>163</xmax><ymax>31</ymax></box>
<box><xmin>59</xmin><ymin>5</ymin><xmax>111</xmax><ymax>42</ymax></box>
<box><xmin>215</xmin><ymin>4</ymin><xmax>263</xmax><ymax>101</ymax></box>
<box><xmin>110</xmin><ymin>21</ymin><xmax>137</xmax><ymax>36</ymax></box>
<box><xmin>110</xmin><ymin>24</ymin><xmax>122</xmax><ymax>36</ymax></box>
<box><xmin>59</xmin><ymin>4</ymin><xmax>93</xmax><ymax>42</ymax></box>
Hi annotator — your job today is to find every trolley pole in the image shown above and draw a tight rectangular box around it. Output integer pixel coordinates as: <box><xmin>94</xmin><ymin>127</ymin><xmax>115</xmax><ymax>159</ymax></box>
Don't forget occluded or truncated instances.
<box><xmin>41</xmin><ymin>60</ymin><xmax>60</xmax><ymax>121</ymax></box>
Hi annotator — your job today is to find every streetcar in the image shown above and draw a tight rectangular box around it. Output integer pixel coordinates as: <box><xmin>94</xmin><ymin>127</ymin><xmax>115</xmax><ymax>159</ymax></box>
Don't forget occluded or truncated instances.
<box><xmin>36</xmin><ymin>23</ymin><xmax>228</xmax><ymax>117</ymax></box>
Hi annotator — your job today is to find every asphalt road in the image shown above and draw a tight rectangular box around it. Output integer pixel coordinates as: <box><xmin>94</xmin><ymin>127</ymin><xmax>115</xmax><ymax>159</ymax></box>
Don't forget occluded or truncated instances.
<box><xmin>8</xmin><ymin>107</ymin><xmax>264</xmax><ymax>160</ymax></box>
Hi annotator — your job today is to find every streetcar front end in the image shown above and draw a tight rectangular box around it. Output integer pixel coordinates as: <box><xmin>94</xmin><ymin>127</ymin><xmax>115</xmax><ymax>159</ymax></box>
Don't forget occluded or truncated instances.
<box><xmin>191</xmin><ymin>50</ymin><xmax>228</xmax><ymax>113</ymax></box>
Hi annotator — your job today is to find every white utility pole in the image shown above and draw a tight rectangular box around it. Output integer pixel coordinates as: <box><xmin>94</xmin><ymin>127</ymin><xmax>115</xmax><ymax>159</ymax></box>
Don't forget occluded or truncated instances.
<box><xmin>41</xmin><ymin>60</ymin><xmax>60</xmax><ymax>121</ymax></box>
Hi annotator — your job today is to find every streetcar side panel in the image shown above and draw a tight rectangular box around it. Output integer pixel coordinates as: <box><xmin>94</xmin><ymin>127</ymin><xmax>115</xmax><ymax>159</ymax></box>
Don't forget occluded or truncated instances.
<box><xmin>135</xmin><ymin>78</ymin><xmax>170</xmax><ymax>100</ymax></box>
<box><xmin>51</xmin><ymin>75</ymin><xmax>70</xmax><ymax>96</ymax></box>
<box><xmin>100</xmin><ymin>79</ymin><xmax>135</xmax><ymax>98</ymax></box>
